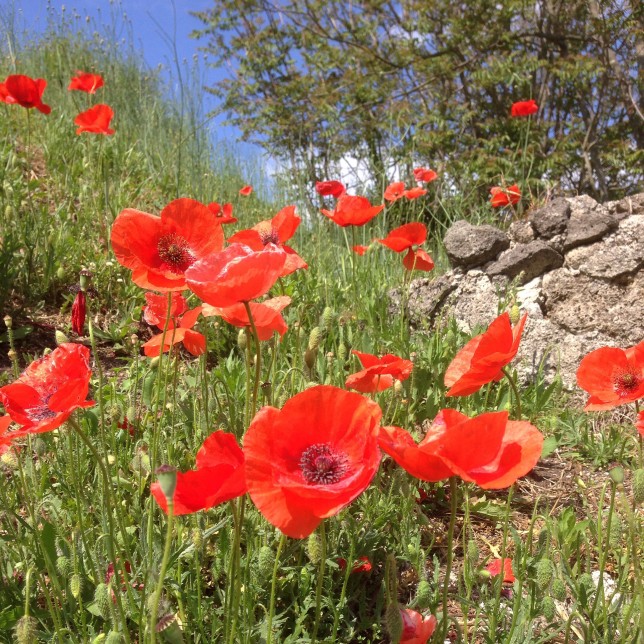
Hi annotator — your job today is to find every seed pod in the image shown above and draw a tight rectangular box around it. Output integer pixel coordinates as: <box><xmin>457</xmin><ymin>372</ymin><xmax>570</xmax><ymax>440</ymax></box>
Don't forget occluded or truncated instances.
<box><xmin>542</xmin><ymin>596</ymin><xmax>555</xmax><ymax>622</ymax></box>
<box><xmin>415</xmin><ymin>580</ymin><xmax>432</xmax><ymax>608</ymax></box>
<box><xmin>94</xmin><ymin>582</ymin><xmax>111</xmax><ymax>620</ymax></box>
<box><xmin>306</xmin><ymin>533</ymin><xmax>322</xmax><ymax>565</ymax></box>
<box><xmin>632</xmin><ymin>468</ymin><xmax>644</xmax><ymax>505</ymax></box>
<box><xmin>552</xmin><ymin>578</ymin><xmax>567</xmax><ymax>601</ymax></box>
<box><xmin>535</xmin><ymin>558</ymin><xmax>554</xmax><ymax>591</ymax></box>
<box><xmin>384</xmin><ymin>603</ymin><xmax>403</xmax><ymax>643</ymax></box>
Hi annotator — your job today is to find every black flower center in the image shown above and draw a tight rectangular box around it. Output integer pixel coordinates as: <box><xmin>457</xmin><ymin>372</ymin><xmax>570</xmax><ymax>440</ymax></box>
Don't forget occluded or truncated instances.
<box><xmin>300</xmin><ymin>443</ymin><xmax>348</xmax><ymax>485</ymax></box>
<box><xmin>613</xmin><ymin>369</ymin><xmax>640</xmax><ymax>397</ymax></box>
<box><xmin>157</xmin><ymin>233</ymin><xmax>195</xmax><ymax>273</ymax></box>
<box><xmin>257</xmin><ymin>223</ymin><xmax>280</xmax><ymax>246</ymax></box>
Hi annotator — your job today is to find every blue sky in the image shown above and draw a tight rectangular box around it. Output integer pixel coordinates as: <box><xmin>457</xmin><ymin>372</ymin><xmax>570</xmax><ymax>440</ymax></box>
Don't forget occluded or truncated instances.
<box><xmin>9</xmin><ymin>0</ymin><xmax>259</xmax><ymax>158</ymax></box>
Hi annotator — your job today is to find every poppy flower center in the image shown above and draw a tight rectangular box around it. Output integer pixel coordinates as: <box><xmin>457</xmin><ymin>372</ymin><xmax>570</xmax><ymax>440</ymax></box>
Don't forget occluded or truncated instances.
<box><xmin>613</xmin><ymin>369</ymin><xmax>640</xmax><ymax>397</ymax></box>
<box><xmin>257</xmin><ymin>223</ymin><xmax>280</xmax><ymax>246</ymax></box>
<box><xmin>299</xmin><ymin>443</ymin><xmax>348</xmax><ymax>485</ymax></box>
<box><xmin>28</xmin><ymin>404</ymin><xmax>57</xmax><ymax>421</ymax></box>
<box><xmin>157</xmin><ymin>233</ymin><xmax>195</xmax><ymax>273</ymax></box>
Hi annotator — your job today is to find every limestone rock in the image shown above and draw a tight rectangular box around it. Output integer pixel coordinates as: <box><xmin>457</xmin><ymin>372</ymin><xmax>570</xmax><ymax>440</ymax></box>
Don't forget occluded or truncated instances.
<box><xmin>485</xmin><ymin>240</ymin><xmax>563</xmax><ymax>283</ymax></box>
<box><xmin>443</xmin><ymin>220</ymin><xmax>509</xmax><ymax>269</ymax></box>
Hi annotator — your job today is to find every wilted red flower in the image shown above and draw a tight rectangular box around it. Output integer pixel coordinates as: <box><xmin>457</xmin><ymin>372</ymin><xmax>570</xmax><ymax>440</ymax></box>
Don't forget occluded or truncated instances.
<box><xmin>490</xmin><ymin>184</ymin><xmax>521</xmax><ymax>208</ymax></box>
<box><xmin>636</xmin><ymin>410</ymin><xmax>644</xmax><ymax>437</ymax></box>
<box><xmin>413</xmin><ymin>168</ymin><xmax>438</xmax><ymax>183</ymax></box>
<box><xmin>186</xmin><ymin>243</ymin><xmax>286</xmax><ymax>307</ymax></box>
<box><xmin>353</xmin><ymin>244</ymin><xmax>369</xmax><ymax>256</ymax></box>
<box><xmin>202</xmin><ymin>296</ymin><xmax>291</xmax><ymax>341</ymax></box>
<box><xmin>239</xmin><ymin>185</ymin><xmax>253</xmax><ymax>196</ymax></box>
<box><xmin>404</xmin><ymin>187</ymin><xmax>427</xmax><ymax>200</ymax></box>
<box><xmin>0</xmin><ymin>344</ymin><xmax>94</xmax><ymax>436</ymax></box>
<box><xmin>228</xmin><ymin>205</ymin><xmax>307</xmax><ymax>276</ymax></box>
<box><xmin>400</xmin><ymin>608</ymin><xmax>437</xmax><ymax>644</ymax></box>
<box><xmin>486</xmin><ymin>557</ymin><xmax>515</xmax><ymax>582</ymax></box>
<box><xmin>576</xmin><ymin>341</ymin><xmax>644</xmax><ymax>410</ymax></box>
<box><xmin>316</xmin><ymin>180</ymin><xmax>345</xmax><ymax>198</ymax></box>
<box><xmin>207</xmin><ymin>202</ymin><xmax>236</xmax><ymax>224</ymax></box>
<box><xmin>384</xmin><ymin>181</ymin><xmax>406</xmax><ymax>202</ymax></box>
<box><xmin>511</xmin><ymin>100</ymin><xmax>538</xmax><ymax>117</ymax></box>
<box><xmin>74</xmin><ymin>104</ymin><xmax>114</xmax><ymax>135</ymax></box>
<box><xmin>71</xmin><ymin>291</ymin><xmax>86</xmax><ymax>335</ymax></box>
<box><xmin>68</xmin><ymin>72</ymin><xmax>104</xmax><ymax>94</ymax></box>
<box><xmin>1</xmin><ymin>75</ymin><xmax>51</xmax><ymax>114</ymax></box>
<box><xmin>111</xmin><ymin>198</ymin><xmax>224</xmax><ymax>292</ymax></box>
<box><xmin>345</xmin><ymin>350</ymin><xmax>413</xmax><ymax>393</ymax></box>
<box><xmin>444</xmin><ymin>312</ymin><xmax>527</xmax><ymax>397</ymax></box>
<box><xmin>151</xmin><ymin>431</ymin><xmax>246</xmax><ymax>515</ymax></box>
<box><xmin>141</xmin><ymin>292</ymin><xmax>205</xmax><ymax>357</ymax></box>
<box><xmin>379</xmin><ymin>409</ymin><xmax>543</xmax><ymax>489</ymax></box>
<box><xmin>244</xmin><ymin>385</ymin><xmax>382</xmax><ymax>538</ymax></box>
<box><xmin>378</xmin><ymin>223</ymin><xmax>434</xmax><ymax>273</ymax></box>
<box><xmin>321</xmin><ymin>194</ymin><xmax>384</xmax><ymax>227</ymax></box>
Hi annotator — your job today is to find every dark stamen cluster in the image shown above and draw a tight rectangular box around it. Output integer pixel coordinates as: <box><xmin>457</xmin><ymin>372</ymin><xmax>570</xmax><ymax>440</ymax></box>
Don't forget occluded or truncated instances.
<box><xmin>157</xmin><ymin>233</ymin><xmax>195</xmax><ymax>273</ymax></box>
<box><xmin>300</xmin><ymin>442</ymin><xmax>348</xmax><ymax>485</ymax></box>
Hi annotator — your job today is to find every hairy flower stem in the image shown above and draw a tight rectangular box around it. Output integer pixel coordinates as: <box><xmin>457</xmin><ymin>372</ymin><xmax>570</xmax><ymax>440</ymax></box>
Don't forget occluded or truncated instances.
<box><xmin>489</xmin><ymin>484</ymin><xmax>514</xmax><ymax>637</ymax></box>
<box><xmin>441</xmin><ymin>477</ymin><xmax>458</xmax><ymax>641</ymax></box>
<box><xmin>149</xmin><ymin>500</ymin><xmax>174</xmax><ymax>644</ymax></box>
<box><xmin>501</xmin><ymin>367</ymin><xmax>522</xmax><ymax>420</ymax></box>
<box><xmin>68</xmin><ymin>416</ymin><xmax>130</xmax><ymax>642</ymax></box>
<box><xmin>243</xmin><ymin>301</ymin><xmax>262</xmax><ymax>419</ymax></box>
<box><xmin>227</xmin><ymin>496</ymin><xmax>247</xmax><ymax>644</ymax></box>
<box><xmin>267</xmin><ymin>534</ymin><xmax>287</xmax><ymax>644</ymax></box>
<box><xmin>312</xmin><ymin>521</ymin><xmax>327</xmax><ymax>644</ymax></box>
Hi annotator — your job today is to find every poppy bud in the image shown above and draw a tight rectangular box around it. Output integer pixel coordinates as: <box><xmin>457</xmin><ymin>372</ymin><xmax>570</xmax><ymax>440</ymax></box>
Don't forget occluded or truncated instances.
<box><xmin>105</xmin><ymin>632</ymin><xmax>124</xmax><ymax>644</ymax></box>
<box><xmin>308</xmin><ymin>327</ymin><xmax>321</xmax><ymax>351</ymax></box>
<box><xmin>384</xmin><ymin>603</ymin><xmax>403</xmax><ymax>642</ymax></box>
<box><xmin>306</xmin><ymin>533</ymin><xmax>322</xmax><ymax>564</ymax></box>
<box><xmin>71</xmin><ymin>290</ymin><xmax>87</xmax><ymax>335</ymax></box>
<box><xmin>56</xmin><ymin>555</ymin><xmax>71</xmax><ymax>577</ymax></box>
<box><xmin>237</xmin><ymin>328</ymin><xmax>247</xmax><ymax>351</ymax></box>
<box><xmin>552</xmin><ymin>578</ymin><xmax>567</xmax><ymax>601</ymax></box>
<box><xmin>14</xmin><ymin>616</ymin><xmax>38</xmax><ymax>644</ymax></box>
<box><xmin>191</xmin><ymin>528</ymin><xmax>204</xmax><ymax>551</ymax></box>
<box><xmin>609</xmin><ymin>466</ymin><xmax>624</xmax><ymax>485</ymax></box>
<box><xmin>633</xmin><ymin>468</ymin><xmax>644</xmax><ymax>505</ymax></box>
<box><xmin>257</xmin><ymin>545</ymin><xmax>275</xmax><ymax>580</ymax></box>
<box><xmin>467</xmin><ymin>540</ymin><xmax>479</xmax><ymax>567</ymax></box>
<box><xmin>3</xmin><ymin>315</ymin><xmax>12</xmax><ymax>329</ymax></box>
<box><xmin>94</xmin><ymin>582</ymin><xmax>111</xmax><ymax>619</ymax></box>
<box><xmin>415</xmin><ymin>580</ymin><xmax>432</xmax><ymax>608</ymax></box>
<box><xmin>535</xmin><ymin>558</ymin><xmax>554</xmax><ymax>590</ymax></box>
<box><xmin>542</xmin><ymin>596</ymin><xmax>555</xmax><ymax>621</ymax></box>
<box><xmin>509</xmin><ymin>303</ymin><xmax>521</xmax><ymax>325</ymax></box>
<box><xmin>70</xmin><ymin>573</ymin><xmax>83</xmax><ymax>598</ymax></box>
<box><xmin>321</xmin><ymin>306</ymin><xmax>334</xmax><ymax>331</ymax></box>
<box><xmin>55</xmin><ymin>330</ymin><xmax>70</xmax><ymax>345</ymax></box>
<box><xmin>304</xmin><ymin>347</ymin><xmax>317</xmax><ymax>370</ymax></box>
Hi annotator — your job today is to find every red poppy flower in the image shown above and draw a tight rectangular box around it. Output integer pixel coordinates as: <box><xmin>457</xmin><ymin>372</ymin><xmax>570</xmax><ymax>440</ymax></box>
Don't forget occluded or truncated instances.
<box><xmin>243</xmin><ymin>385</ymin><xmax>382</xmax><ymax>538</ymax></box>
<box><xmin>228</xmin><ymin>206</ymin><xmax>307</xmax><ymax>276</ymax></box>
<box><xmin>413</xmin><ymin>168</ymin><xmax>438</xmax><ymax>183</ymax></box>
<box><xmin>444</xmin><ymin>312</ymin><xmax>527</xmax><ymax>397</ymax></box>
<box><xmin>0</xmin><ymin>344</ymin><xmax>94</xmax><ymax>435</ymax></box>
<box><xmin>384</xmin><ymin>181</ymin><xmax>406</xmax><ymax>202</ymax></box>
<box><xmin>315</xmin><ymin>180</ymin><xmax>345</xmax><ymax>198</ymax></box>
<box><xmin>321</xmin><ymin>194</ymin><xmax>384</xmax><ymax>227</ymax></box>
<box><xmin>345</xmin><ymin>350</ymin><xmax>413</xmax><ymax>393</ymax></box>
<box><xmin>353</xmin><ymin>244</ymin><xmax>369</xmax><ymax>256</ymax></box>
<box><xmin>576</xmin><ymin>341</ymin><xmax>644</xmax><ymax>410</ymax></box>
<box><xmin>404</xmin><ymin>187</ymin><xmax>427</xmax><ymax>200</ymax></box>
<box><xmin>636</xmin><ymin>410</ymin><xmax>644</xmax><ymax>437</ymax></box>
<box><xmin>71</xmin><ymin>291</ymin><xmax>86</xmax><ymax>335</ymax></box>
<box><xmin>0</xmin><ymin>82</ymin><xmax>13</xmax><ymax>103</ymax></box>
<box><xmin>2</xmin><ymin>75</ymin><xmax>51</xmax><ymax>114</ymax></box>
<box><xmin>111</xmin><ymin>198</ymin><xmax>224</xmax><ymax>292</ymax></box>
<box><xmin>68</xmin><ymin>72</ymin><xmax>104</xmax><ymax>94</ymax></box>
<box><xmin>400</xmin><ymin>608</ymin><xmax>437</xmax><ymax>644</ymax></box>
<box><xmin>338</xmin><ymin>556</ymin><xmax>373</xmax><ymax>573</ymax></box>
<box><xmin>151</xmin><ymin>431</ymin><xmax>246</xmax><ymax>515</ymax></box>
<box><xmin>490</xmin><ymin>184</ymin><xmax>521</xmax><ymax>208</ymax></box>
<box><xmin>186</xmin><ymin>243</ymin><xmax>287</xmax><ymax>307</ymax></box>
<box><xmin>74</xmin><ymin>104</ymin><xmax>115</xmax><ymax>135</ymax></box>
<box><xmin>207</xmin><ymin>202</ymin><xmax>237</xmax><ymax>224</ymax></box>
<box><xmin>239</xmin><ymin>185</ymin><xmax>253</xmax><ymax>196</ymax></box>
<box><xmin>379</xmin><ymin>409</ymin><xmax>543</xmax><ymax>489</ymax></box>
<box><xmin>202</xmin><ymin>295</ymin><xmax>291</xmax><ymax>341</ymax></box>
<box><xmin>510</xmin><ymin>100</ymin><xmax>538</xmax><ymax>117</ymax></box>
<box><xmin>0</xmin><ymin>415</ymin><xmax>18</xmax><ymax>455</ymax></box>
<box><xmin>486</xmin><ymin>557</ymin><xmax>515</xmax><ymax>582</ymax></box>
<box><xmin>141</xmin><ymin>293</ymin><xmax>205</xmax><ymax>357</ymax></box>
<box><xmin>378</xmin><ymin>223</ymin><xmax>434</xmax><ymax>273</ymax></box>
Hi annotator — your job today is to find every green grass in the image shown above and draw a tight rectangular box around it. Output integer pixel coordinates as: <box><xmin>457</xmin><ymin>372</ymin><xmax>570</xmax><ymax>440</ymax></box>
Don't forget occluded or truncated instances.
<box><xmin>1</xmin><ymin>18</ymin><xmax>643</xmax><ymax>644</ymax></box>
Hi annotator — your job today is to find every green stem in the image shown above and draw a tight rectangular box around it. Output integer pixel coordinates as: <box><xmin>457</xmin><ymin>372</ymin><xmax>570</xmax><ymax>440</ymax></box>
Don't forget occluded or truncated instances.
<box><xmin>227</xmin><ymin>496</ymin><xmax>247</xmax><ymax>644</ymax></box>
<box><xmin>501</xmin><ymin>367</ymin><xmax>522</xmax><ymax>420</ymax></box>
<box><xmin>243</xmin><ymin>301</ymin><xmax>262</xmax><ymax>419</ymax></box>
<box><xmin>312</xmin><ymin>521</ymin><xmax>327</xmax><ymax>644</ymax></box>
<box><xmin>150</xmin><ymin>500</ymin><xmax>174</xmax><ymax>644</ymax></box>
<box><xmin>267</xmin><ymin>534</ymin><xmax>287</xmax><ymax>644</ymax></box>
<box><xmin>441</xmin><ymin>477</ymin><xmax>458</xmax><ymax>641</ymax></box>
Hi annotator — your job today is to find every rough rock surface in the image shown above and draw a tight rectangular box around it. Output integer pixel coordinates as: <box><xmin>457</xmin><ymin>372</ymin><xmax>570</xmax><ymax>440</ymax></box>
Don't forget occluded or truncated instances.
<box><xmin>442</xmin><ymin>220</ymin><xmax>510</xmax><ymax>269</ymax></box>
<box><xmin>401</xmin><ymin>193</ymin><xmax>644</xmax><ymax>388</ymax></box>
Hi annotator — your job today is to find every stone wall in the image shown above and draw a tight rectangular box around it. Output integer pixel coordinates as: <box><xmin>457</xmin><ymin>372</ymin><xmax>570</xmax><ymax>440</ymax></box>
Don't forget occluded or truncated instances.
<box><xmin>403</xmin><ymin>193</ymin><xmax>644</xmax><ymax>387</ymax></box>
